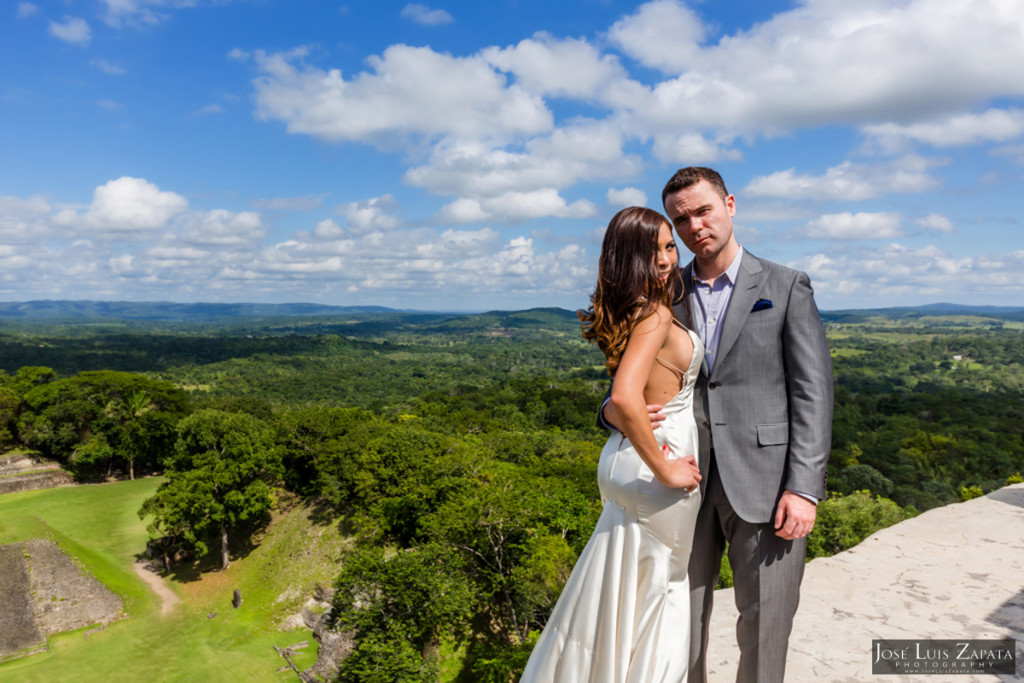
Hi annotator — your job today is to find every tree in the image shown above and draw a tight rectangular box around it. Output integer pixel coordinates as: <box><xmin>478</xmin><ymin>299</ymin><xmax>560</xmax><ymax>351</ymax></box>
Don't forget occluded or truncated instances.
<box><xmin>18</xmin><ymin>370</ymin><xmax>188</xmax><ymax>479</ymax></box>
<box><xmin>0</xmin><ymin>384</ymin><xmax>20</xmax><ymax>447</ymax></box>
<box><xmin>105</xmin><ymin>389</ymin><xmax>155</xmax><ymax>480</ymax></box>
<box><xmin>139</xmin><ymin>409</ymin><xmax>282</xmax><ymax>570</ymax></box>
<box><xmin>332</xmin><ymin>543</ymin><xmax>474</xmax><ymax>679</ymax></box>
<box><xmin>806</xmin><ymin>491</ymin><xmax>914</xmax><ymax>559</ymax></box>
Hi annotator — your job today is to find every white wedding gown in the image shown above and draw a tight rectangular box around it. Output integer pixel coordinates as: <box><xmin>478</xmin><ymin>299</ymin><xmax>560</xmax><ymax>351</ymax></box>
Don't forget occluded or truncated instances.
<box><xmin>522</xmin><ymin>329</ymin><xmax>703</xmax><ymax>683</ymax></box>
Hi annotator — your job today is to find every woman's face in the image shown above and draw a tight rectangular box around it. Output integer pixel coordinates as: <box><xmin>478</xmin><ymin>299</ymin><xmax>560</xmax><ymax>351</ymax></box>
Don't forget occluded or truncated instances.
<box><xmin>655</xmin><ymin>221</ymin><xmax>678</xmax><ymax>282</ymax></box>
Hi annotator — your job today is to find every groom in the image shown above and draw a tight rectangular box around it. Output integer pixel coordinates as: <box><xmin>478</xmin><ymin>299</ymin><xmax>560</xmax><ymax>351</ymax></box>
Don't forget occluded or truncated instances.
<box><xmin>603</xmin><ymin>167</ymin><xmax>833</xmax><ymax>682</ymax></box>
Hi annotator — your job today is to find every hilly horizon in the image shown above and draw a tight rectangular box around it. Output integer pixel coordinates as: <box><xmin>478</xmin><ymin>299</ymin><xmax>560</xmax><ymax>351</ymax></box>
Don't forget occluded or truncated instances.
<box><xmin>2</xmin><ymin>299</ymin><xmax>1023</xmax><ymax>323</ymax></box>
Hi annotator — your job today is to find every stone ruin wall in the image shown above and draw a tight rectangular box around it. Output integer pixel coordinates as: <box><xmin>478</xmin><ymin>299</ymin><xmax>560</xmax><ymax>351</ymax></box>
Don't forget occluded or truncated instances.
<box><xmin>0</xmin><ymin>540</ymin><xmax>123</xmax><ymax>663</ymax></box>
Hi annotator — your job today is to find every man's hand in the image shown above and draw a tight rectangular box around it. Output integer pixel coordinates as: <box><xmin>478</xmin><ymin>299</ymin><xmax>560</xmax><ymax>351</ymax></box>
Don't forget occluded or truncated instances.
<box><xmin>773</xmin><ymin>490</ymin><xmax>817</xmax><ymax>540</ymax></box>
<box><xmin>603</xmin><ymin>401</ymin><xmax>666</xmax><ymax>431</ymax></box>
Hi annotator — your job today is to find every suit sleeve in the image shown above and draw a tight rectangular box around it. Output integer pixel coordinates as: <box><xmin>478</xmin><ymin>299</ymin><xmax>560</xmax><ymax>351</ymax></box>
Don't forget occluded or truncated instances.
<box><xmin>597</xmin><ymin>387</ymin><xmax>615</xmax><ymax>430</ymax></box>
<box><xmin>781</xmin><ymin>271</ymin><xmax>833</xmax><ymax>499</ymax></box>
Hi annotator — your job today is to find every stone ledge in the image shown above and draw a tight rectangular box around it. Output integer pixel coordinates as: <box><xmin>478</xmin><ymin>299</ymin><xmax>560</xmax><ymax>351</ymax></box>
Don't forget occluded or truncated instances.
<box><xmin>705</xmin><ymin>483</ymin><xmax>1024</xmax><ymax>682</ymax></box>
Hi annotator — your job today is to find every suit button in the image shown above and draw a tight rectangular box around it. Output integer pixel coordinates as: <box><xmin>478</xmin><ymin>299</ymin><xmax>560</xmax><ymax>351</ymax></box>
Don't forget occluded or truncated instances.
<box><xmin>708</xmin><ymin>382</ymin><xmax>718</xmax><ymax>389</ymax></box>
<box><xmin>703</xmin><ymin>421</ymin><xmax>710</xmax><ymax>428</ymax></box>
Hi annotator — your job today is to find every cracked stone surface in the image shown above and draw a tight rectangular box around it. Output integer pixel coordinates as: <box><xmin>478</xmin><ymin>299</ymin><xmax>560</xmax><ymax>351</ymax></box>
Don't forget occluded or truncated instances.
<box><xmin>704</xmin><ymin>483</ymin><xmax>1024</xmax><ymax>682</ymax></box>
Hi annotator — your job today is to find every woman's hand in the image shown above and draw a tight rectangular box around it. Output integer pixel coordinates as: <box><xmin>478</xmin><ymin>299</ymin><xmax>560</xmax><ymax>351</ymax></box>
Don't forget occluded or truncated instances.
<box><xmin>655</xmin><ymin>446</ymin><xmax>701</xmax><ymax>491</ymax></box>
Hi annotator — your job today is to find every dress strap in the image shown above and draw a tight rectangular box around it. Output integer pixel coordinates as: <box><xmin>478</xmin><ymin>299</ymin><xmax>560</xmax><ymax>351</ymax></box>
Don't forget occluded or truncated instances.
<box><xmin>655</xmin><ymin>355</ymin><xmax>685</xmax><ymax>384</ymax></box>
<box><xmin>656</xmin><ymin>319</ymin><xmax>693</xmax><ymax>386</ymax></box>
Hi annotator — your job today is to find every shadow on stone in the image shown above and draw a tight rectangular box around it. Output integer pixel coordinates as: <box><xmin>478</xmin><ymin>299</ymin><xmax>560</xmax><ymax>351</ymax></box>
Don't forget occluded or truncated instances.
<box><xmin>986</xmin><ymin>485</ymin><xmax>1024</xmax><ymax>509</ymax></box>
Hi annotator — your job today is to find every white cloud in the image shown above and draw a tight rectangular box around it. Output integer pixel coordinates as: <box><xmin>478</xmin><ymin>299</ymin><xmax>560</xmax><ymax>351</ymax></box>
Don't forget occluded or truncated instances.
<box><xmin>182</xmin><ymin>221</ymin><xmax>594</xmax><ymax>304</ymax></box>
<box><xmin>415</xmin><ymin>227</ymin><xmax>500</xmax><ymax>259</ymax></box>
<box><xmin>92</xmin><ymin>59</ymin><xmax>127</xmax><ymax>75</ymax></box>
<box><xmin>651</xmin><ymin>132</ymin><xmax>742</xmax><ymax>164</ymax></box>
<box><xmin>17</xmin><ymin>3</ymin><xmax>39</xmax><ymax>18</ymax></box>
<box><xmin>53</xmin><ymin>177</ymin><xmax>188</xmax><ymax>234</ymax></box>
<box><xmin>99</xmin><ymin>0</ymin><xmax>209</xmax><ymax>28</ymax></box>
<box><xmin>607</xmin><ymin>0</ymin><xmax>706</xmax><ymax>74</ymax></box>
<box><xmin>801</xmin><ymin>212</ymin><xmax>903</xmax><ymax>240</ymax></box>
<box><xmin>620</xmin><ymin>0</ymin><xmax>1024</xmax><ymax>135</ymax></box>
<box><xmin>97</xmin><ymin>99</ymin><xmax>123</xmax><ymax>110</ymax></box>
<box><xmin>334</xmin><ymin>194</ymin><xmax>402</xmax><ymax>233</ymax></box>
<box><xmin>607</xmin><ymin>187</ymin><xmax>648</xmax><ymax>207</ymax></box>
<box><xmin>311</xmin><ymin>219</ymin><xmax>344</xmax><ymax>240</ymax></box>
<box><xmin>795</xmin><ymin>245</ymin><xmax>1024</xmax><ymax>307</ymax></box>
<box><xmin>0</xmin><ymin>195</ymin><xmax>51</xmax><ymax>243</ymax></box>
<box><xmin>436</xmin><ymin>189</ymin><xmax>596</xmax><ymax>225</ymax></box>
<box><xmin>48</xmin><ymin>16</ymin><xmax>91</xmax><ymax>45</ymax></box>
<box><xmin>991</xmin><ymin>143</ymin><xmax>1024</xmax><ymax>166</ymax></box>
<box><xmin>245</xmin><ymin>45</ymin><xmax>552</xmax><ymax>145</ymax></box>
<box><xmin>744</xmin><ymin>156</ymin><xmax>943</xmax><ymax>201</ymax></box>
<box><xmin>189</xmin><ymin>103</ymin><xmax>225</xmax><ymax>118</ymax></box>
<box><xmin>0</xmin><ymin>183</ymin><xmax>597</xmax><ymax>305</ymax></box>
<box><xmin>916</xmin><ymin>214</ymin><xmax>954</xmax><ymax>234</ymax></box>
<box><xmin>400</xmin><ymin>4</ymin><xmax>453</xmax><ymax>26</ymax></box>
<box><xmin>235</xmin><ymin>1</ymin><xmax>1024</xmax><ymax>225</ymax></box>
<box><xmin>178</xmin><ymin>210</ymin><xmax>265</xmax><ymax>247</ymax></box>
<box><xmin>482</xmin><ymin>33</ymin><xmax>633</xmax><ymax>102</ymax></box>
<box><xmin>252</xmin><ymin>194</ymin><xmax>325</xmax><ymax>211</ymax></box>
<box><xmin>434</xmin><ymin>198</ymin><xmax>489</xmax><ymax>224</ymax></box>
<box><xmin>863</xmin><ymin>108</ymin><xmax>1024</xmax><ymax>150</ymax></box>
<box><xmin>406</xmin><ymin>123</ymin><xmax>642</xmax><ymax>198</ymax></box>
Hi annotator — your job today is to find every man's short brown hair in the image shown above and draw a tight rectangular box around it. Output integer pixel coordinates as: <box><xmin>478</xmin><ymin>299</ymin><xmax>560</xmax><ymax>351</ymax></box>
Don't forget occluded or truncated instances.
<box><xmin>661</xmin><ymin>167</ymin><xmax>729</xmax><ymax>207</ymax></box>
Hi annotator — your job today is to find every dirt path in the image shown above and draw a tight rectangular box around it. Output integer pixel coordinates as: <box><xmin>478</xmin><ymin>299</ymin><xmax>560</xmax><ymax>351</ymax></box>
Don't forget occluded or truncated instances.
<box><xmin>133</xmin><ymin>561</ymin><xmax>180</xmax><ymax>615</ymax></box>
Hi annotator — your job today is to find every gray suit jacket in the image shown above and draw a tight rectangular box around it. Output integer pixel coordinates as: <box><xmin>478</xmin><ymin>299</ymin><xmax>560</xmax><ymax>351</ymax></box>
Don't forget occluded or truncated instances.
<box><xmin>677</xmin><ymin>250</ymin><xmax>833</xmax><ymax>524</ymax></box>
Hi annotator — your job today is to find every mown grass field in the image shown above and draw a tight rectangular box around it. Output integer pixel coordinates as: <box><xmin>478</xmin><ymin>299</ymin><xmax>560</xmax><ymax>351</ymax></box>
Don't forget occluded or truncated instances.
<box><xmin>0</xmin><ymin>479</ymin><xmax>349</xmax><ymax>682</ymax></box>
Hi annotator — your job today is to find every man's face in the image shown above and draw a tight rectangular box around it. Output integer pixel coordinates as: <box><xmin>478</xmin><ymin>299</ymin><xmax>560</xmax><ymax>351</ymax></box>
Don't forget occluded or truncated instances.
<box><xmin>664</xmin><ymin>180</ymin><xmax>736</xmax><ymax>262</ymax></box>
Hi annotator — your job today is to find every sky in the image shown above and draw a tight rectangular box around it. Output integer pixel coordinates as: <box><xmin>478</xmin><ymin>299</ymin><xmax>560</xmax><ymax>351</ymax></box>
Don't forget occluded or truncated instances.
<box><xmin>2</xmin><ymin>0</ymin><xmax>1024</xmax><ymax>312</ymax></box>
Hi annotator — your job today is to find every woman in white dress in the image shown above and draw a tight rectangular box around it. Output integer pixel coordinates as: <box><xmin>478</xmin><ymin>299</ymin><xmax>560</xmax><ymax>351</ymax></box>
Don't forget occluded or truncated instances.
<box><xmin>522</xmin><ymin>206</ymin><xmax>704</xmax><ymax>682</ymax></box>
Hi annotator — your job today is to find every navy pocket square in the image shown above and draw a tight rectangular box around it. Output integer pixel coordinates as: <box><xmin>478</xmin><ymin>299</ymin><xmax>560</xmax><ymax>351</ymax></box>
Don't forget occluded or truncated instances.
<box><xmin>751</xmin><ymin>298</ymin><xmax>773</xmax><ymax>312</ymax></box>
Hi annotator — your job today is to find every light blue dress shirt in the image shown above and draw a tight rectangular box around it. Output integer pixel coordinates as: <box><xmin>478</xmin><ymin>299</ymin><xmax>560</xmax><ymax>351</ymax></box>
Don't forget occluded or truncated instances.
<box><xmin>690</xmin><ymin>247</ymin><xmax>744</xmax><ymax>375</ymax></box>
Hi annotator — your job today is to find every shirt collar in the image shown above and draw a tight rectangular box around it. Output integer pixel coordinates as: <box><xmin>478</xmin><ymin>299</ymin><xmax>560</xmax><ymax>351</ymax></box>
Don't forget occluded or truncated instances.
<box><xmin>691</xmin><ymin>246</ymin><xmax>744</xmax><ymax>287</ymax></box>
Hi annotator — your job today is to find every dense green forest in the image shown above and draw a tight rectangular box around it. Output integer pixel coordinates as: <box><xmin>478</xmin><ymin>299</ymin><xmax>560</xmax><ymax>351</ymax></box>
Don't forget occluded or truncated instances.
<box><xmin>1</xmin><ymin>305</ymin><xmax>1023</xmax><ymax>680</ymax></box>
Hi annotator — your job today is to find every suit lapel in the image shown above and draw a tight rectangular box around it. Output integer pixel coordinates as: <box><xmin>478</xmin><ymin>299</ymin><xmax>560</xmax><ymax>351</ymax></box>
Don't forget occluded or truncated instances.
<box><xmin>712</xmin><ymin>251</ymin><xmax>765</xmax><ymax>375</ymax></box>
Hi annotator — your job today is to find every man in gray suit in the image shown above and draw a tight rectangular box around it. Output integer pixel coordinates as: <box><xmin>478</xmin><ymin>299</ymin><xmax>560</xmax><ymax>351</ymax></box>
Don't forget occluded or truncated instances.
<box><xmin>603</xmin><ymin>167</ymin><xmax>833</xmax><ymax>682</ymax></box>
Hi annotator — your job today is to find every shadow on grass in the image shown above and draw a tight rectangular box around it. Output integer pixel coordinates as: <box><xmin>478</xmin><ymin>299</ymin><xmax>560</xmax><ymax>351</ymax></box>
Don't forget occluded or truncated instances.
<box><xmin>135</xmin><ymin>518</ymin><xmax>271</xmax><ymax>584</ymax></box>
<box><xmin>304</xmin><ymin>497</ymin><xmax>361</xmax><ymax>541</ymax></box>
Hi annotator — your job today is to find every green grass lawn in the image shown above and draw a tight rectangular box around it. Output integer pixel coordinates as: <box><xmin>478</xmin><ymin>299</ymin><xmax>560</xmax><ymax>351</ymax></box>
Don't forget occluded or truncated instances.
<box><xmin>0</xmin><ymin>480</ymin><xmax>347</xmax><ymax>682</ymax></box>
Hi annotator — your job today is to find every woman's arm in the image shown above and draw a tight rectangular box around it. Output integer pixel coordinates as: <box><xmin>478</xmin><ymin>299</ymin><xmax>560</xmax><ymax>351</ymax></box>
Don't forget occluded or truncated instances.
<box><xmin>609</xmin><ymin>305</ymin><xmax>700</xmax><ymax>490</ymax></box>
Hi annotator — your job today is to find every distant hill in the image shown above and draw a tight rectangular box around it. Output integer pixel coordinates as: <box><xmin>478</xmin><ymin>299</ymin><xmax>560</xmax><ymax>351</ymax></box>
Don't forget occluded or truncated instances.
<box><xmin>1</xmin><ymin>300</ymin><xmax>1022</xmax><ymax>326</ymax></box>
<box><xmin>820</xmin><ymin>302</ymin><xmax>1024</xmax><ymax>323</ymax></box>
<box><xmin>0</xmin><ymin>300</ymin><xmax>398</xmax><ymax>321</ymax></box>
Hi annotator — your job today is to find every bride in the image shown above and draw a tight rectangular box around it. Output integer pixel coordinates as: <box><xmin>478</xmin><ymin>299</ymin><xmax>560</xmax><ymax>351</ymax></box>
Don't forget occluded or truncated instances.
<box><xmin>521</xmin><ymin>206</ymin><xmax>703</xmax><ymax>682</ymax></box>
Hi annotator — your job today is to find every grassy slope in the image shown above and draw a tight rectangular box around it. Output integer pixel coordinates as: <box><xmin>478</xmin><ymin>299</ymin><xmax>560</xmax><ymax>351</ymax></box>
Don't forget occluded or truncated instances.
<box><xmin>0</xmin><ymin>480</ymin><xmax>349</xmax><ymax>682</ymax></box>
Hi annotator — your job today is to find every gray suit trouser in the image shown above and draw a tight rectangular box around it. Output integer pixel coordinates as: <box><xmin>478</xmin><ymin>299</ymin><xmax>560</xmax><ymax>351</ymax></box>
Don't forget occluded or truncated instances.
<box><xmin>688</xmin><ymin>455</ymin><xmax>806</xmax><ymax>683</ymax></box>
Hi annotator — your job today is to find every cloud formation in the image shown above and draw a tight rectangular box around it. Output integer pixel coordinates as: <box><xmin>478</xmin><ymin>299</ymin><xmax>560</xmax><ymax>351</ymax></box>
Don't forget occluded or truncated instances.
<box><xmin>863</xmin><ymin>108</ymin><xmax>1024</xmax><ymax>150</ymax></box>
<box><xmin>53</xmin><ymin>177</ymin><xmax>189</xmax><ymax>235</ymax></box>
<box><xmin>795</xmin><ymin>245</ymin><xmax>1024</xmax><ymax>305</ymax></box>
<box><xmin>238</xmin><ymin>0</ymin><xmax>1024</xmax><ymax>220</ymax></box>
<box><xmin>244</xmin><ymin>46</ymin><xmax>551</xmax><ymax>145</ymax></box>
<box><xmin>0</xmin><ymin>178</ymin><xmax>597</xmax><ymax>306</ymax></box>
<box><xmin>801</xmin><ymin>212</ymin><xmax>903</xmax><ymax>241</ymax></box>
<box><xmin>49</xmin><ymin>16</ymin><xmax>91</xmax><ymax>45</ymax></box>
<box><xmin>400</xmin><ymin>4</ymin><xmax>454</xmax><ymax>26</ymax></box>
<box><xmin>92</xmin><ymin>59</ymin><xmax>127</xmax><ymax>75</ymax></box>
<box><xmin>607</xmin><ymin>187</ymin><xmax>648</xmax><ymax>208</ymax></box>
<box><xmin>744</xmin><ymin>157</ymin><xmax>944</xmax><ymax>201</ymax></box>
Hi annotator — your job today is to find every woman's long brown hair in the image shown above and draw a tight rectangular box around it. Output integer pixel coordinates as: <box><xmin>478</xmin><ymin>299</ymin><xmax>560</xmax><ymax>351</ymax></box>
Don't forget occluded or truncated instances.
<box><xmin>578</xmin><ymin>206</ymin><xmax>685</xmax><ymax>376</ymax></box>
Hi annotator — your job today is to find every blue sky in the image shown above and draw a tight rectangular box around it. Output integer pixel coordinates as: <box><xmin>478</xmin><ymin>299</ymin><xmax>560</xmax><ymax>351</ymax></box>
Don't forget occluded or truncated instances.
<box><xmin>2</xmin><ymin>1</ymin><xmax>1023</xmax><ymax>311</ymax></box>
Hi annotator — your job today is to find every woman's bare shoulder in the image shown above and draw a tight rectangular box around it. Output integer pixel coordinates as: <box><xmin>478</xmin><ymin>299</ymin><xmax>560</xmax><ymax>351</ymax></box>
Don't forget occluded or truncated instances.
<box><xmin>632</xmin><ymin>303</ymin><xmax>675</xmax><ymax>336</ymax></box>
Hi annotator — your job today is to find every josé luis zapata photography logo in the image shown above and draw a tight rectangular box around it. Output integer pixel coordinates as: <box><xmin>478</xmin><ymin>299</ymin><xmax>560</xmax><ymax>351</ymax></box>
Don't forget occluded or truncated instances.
<box><xmin>872</xmin><ymin>639</ymin><xmax>1016</xmax><ymax>675</ymax></box>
